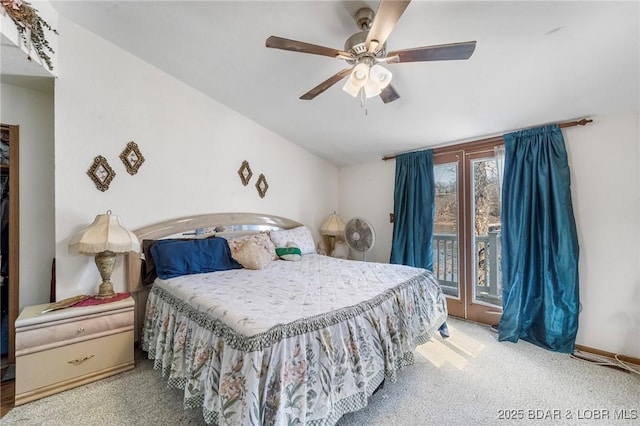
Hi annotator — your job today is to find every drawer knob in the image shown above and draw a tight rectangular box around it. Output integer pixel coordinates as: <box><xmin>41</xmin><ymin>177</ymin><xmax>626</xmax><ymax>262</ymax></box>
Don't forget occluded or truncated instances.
<box><xmin>67</xmin><ymin>354</ymin><xmax>94</xmax><ymax>365</ymax></box>
<box><xmin>77</xmin><ymin>327</ymin><xmax>85</xmax><ymax>333</ymax></box>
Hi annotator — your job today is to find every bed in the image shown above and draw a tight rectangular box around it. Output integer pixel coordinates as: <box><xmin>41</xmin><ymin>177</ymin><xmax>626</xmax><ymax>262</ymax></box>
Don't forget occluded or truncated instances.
<box><xmin>127</xmin><ymin>213</ymin><xmax>447</xmax><ymax>425</ymax></box>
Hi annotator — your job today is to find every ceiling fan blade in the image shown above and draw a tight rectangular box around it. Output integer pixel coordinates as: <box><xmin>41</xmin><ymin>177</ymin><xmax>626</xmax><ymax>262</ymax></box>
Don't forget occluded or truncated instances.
<box><xmin>387</xmin><ymin>41</ymin><xmax>477</xmax><ymax>63</ymax></box>
<box><xmin>366</xmin><ymin>0</ymin><xmax>411</xmax><ymax>54</ymax></box>
<box><xmin>300</xmin><ymin>68</ymin><xmax>353</xmax><ymax>100</ymax></box>
<box><xmin>380</xmin><ymin>84</ymin><xmax>400</xmax><ymax>104</ymax></box>
<box><xmin>266</xmin><ymin>36</ymin><xmax>353</xmax><ymax>59</ymax></box>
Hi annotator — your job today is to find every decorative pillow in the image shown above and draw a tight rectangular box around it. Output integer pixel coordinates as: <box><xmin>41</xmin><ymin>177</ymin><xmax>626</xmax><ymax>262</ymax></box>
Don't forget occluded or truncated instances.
<box><xmin>276</xmin><ymin>243</ymin><xmax>302</xmax><ymax>261</ymax></box>
<box><xmin>141</xmin><ymin>236</ymin><xmax>216</xmax><ymax>286</ymax></box>
<box><xmin>150</xmin><ymin>237</ymin><xmax>241</xmax><ymax>279</ymax></box>
<box><xmin>231</xmin><ymin>239</ymin><xmax>273</xmax><ymax>270</ymax></box>
<box><xmin>227</xmin><ymin>233</ymin><xmax>277</xmax><ymax>260</ymax></box>
<box><xmin>269</xmin><ymin>226</ymin><xmax>316</xmax><ymax>254</ymax></box>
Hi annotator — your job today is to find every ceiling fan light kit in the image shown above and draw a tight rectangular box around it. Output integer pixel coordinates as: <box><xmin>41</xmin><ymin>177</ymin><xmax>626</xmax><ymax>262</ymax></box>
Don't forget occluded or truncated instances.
<box><xmin>265</xmin><ymin>0</ymin><xmax>476</xmax><ymax>105</ymax></box>
<box><xmin>342</xmin><ymin>61</ymin><xmax>392</xmax><ymax>99</ymax></box>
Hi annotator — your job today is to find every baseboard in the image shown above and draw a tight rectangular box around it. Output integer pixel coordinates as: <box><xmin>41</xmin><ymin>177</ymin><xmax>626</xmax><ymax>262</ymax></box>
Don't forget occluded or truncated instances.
<box><xmin>574</xmin><ymin>344</ymin><xmax>640</xmax><ymax>367</ymax></box>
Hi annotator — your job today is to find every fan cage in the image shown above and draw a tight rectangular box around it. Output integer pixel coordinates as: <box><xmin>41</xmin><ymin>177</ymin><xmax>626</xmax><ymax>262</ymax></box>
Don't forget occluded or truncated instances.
<box><xmin>344</xmin><ymin>217</ymin><xmax>376</xmax><ymax>255</ymax></box>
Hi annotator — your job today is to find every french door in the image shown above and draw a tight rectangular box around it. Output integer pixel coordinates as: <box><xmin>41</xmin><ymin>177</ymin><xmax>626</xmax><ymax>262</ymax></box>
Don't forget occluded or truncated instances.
<box><xmin>432</xmin><ymin>141</ymin><xmax>503</xmax><ymax>325</ymax></box>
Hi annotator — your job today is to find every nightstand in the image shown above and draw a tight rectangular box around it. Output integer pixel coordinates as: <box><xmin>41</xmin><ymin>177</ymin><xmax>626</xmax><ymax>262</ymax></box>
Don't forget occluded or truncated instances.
<box><xmin>14</xmin><ymin>296</ymin><xmax>135</xmax><ymax>406</ymax></box>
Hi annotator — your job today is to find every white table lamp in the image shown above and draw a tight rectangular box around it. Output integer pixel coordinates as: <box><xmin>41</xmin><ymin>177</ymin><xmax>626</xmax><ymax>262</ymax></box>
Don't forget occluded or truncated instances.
<box><xmin>320</xmin><ymin>211</ymin><xmax>345</xmax><ymax>256</ymax></box>
<box><xmin>69</xmin><ymin>210</ymin><xmax>140</xmax><ymax>299</ymax></box>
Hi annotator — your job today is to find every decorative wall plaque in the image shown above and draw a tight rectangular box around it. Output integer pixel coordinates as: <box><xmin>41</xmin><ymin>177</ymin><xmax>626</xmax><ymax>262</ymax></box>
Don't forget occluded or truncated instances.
<box><xmin>255</xmin><ymin>173</ymin><xmax>269</xmax><ymax>198</ymax></box>
<box><xmin>238</xmin><ymin>160</ymin><xmax>253</xmax><ymax>186</ymax></box>
<box><xmin>119</xmin><ymin>141</ymin><xmax>145</xmax><ymax>175</ymax></box>
<box><xmin>87</xmin><ymin>156</ymin><xmax>116</xmax><ymax>192</ymax></box>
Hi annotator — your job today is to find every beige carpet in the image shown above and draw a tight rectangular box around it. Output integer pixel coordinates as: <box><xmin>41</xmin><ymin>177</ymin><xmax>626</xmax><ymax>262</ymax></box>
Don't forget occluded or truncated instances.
<box><xmin>3</xmin><ymin>317</ymin><xmax>638</xmax><ymax>425</ymax></box>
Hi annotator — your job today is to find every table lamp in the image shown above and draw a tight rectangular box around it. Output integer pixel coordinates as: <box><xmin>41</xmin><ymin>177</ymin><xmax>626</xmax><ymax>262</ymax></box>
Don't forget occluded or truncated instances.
<box><xmin>69</xmin><ymin>210</ymin><xmax>140</xmax><ymax>299</ymax></box>
<box><xmin>320</xmin><ymin>211</ymin><xmax>345</xmax><ymax>256</ymax></box>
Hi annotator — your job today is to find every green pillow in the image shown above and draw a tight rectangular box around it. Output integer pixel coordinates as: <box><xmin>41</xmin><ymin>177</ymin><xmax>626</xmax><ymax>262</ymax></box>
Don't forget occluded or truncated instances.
<box><xmin>276</xmin><ymin>246</ymin><xmax>302</xmax><ymax>261</ymax></box>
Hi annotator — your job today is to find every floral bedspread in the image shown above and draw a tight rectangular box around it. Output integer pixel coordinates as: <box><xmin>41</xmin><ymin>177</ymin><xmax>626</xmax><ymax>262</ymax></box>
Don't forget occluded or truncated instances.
<box><xmin>142</xmin><ymin>255</ymin><xmax>447</xmax><ymax>425</ymax></box>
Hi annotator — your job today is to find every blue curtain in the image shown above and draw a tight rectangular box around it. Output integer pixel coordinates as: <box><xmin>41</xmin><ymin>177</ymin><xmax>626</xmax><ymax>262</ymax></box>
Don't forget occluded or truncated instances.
<box><xmin>390</xmin><ymin>150</ymin><xmax>435</xmax><ymax>270</ymax></box>
<box><xmin>499</xmin><ymin>125</ymin><xmax>580</xmax><ymax>353</ymax></box>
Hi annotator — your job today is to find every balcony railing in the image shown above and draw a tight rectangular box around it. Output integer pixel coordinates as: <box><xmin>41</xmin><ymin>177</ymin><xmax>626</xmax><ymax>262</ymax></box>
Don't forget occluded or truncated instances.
<box><xmin>433</xmin><ymin>231</ymin><xmax>502</xmax><ymax>305</ymax></box>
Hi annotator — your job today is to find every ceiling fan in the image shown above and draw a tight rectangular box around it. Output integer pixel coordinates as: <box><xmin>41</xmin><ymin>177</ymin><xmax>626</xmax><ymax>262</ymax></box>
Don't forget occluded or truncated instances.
<box><xmin>265</xmin><ymin>0</ymin><xmax>476</xmax><ymax>104</ymax></box>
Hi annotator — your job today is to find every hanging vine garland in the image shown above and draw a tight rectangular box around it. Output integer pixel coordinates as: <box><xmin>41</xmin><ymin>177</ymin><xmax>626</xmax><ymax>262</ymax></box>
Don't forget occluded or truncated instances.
<box><xmin>1</xmin><ymin>0</ymin><xmax>58</xmax><ymax>71</ymax></box>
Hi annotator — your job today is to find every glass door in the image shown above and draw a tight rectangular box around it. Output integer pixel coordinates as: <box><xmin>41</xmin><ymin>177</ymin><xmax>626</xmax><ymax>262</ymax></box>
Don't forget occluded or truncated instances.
<box><xmin>465</xmin><ymin>152</ymin><xmax>503</xmax><ymax>324</ymax></box>
<box><xmin>433</xmin><ymin>152</ymin><xmax>465</xmax><ymax>318</ymax></box>
<box><xmin>434</xmin><ymin>143</ymin><xmax>503</xmax><ymax>325</ymax></box>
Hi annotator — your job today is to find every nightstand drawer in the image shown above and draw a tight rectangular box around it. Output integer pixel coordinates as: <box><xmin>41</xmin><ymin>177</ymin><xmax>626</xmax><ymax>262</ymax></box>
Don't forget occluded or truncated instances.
<box><xmin>16</xmin><ymin>309</ymin><xmax>133</xmax><ymax>355</ymax></box>
<box><xmin>16</xmin><ymin>330</ymin><xmax>134</xmax><ymax>395</ymax></box>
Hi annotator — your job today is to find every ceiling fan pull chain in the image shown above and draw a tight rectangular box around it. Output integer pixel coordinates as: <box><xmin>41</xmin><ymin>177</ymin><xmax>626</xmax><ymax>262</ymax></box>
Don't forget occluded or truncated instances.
<box><xmin>360</xmin><ymin>87</ymin><xmax>368</xmax><ymax>115</ymax></box>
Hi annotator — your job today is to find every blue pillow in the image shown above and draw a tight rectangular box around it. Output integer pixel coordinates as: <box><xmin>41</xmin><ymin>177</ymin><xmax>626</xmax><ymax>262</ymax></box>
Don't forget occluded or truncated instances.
<box><xmin>150</xmin><ymin>237</ymin><xmax>242</xmax><ymax>279</ymax></box>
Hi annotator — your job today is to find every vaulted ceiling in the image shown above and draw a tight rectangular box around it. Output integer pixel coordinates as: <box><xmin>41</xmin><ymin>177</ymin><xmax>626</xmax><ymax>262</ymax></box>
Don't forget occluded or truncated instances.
<box><xmin>23</xmin><ymin>2</ymin><xmax>640</xmax><ymax>164</ymax></box>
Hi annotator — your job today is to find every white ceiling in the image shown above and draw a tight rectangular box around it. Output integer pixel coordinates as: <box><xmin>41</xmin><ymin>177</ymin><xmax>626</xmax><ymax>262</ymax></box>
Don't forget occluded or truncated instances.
<box><xmin>30</xmin><ymin>1</ymin><xmax>640</xmax><ymax>164</ymax></box>
<box><xmin>1</xmin><ymin>33</ymin><xmax>55</xmax><ymax>93</ymax></box>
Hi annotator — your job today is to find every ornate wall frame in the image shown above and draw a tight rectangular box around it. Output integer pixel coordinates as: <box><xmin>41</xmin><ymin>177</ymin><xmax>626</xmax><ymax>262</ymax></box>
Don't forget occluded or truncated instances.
<box><xmin>87</xmin><ymin>155</ymin><xmax>116</xmax><ymax>192</ymax></box>
<box><xmin>119</xmin><ymin>141</ymin><xmax>145</xmax><ymax>175</ymax></box>
<box><xmin>238</xmin><ymin>160</ymin><xmax>253</xmax><ymax>186</ymax></box>
<box><xmin>255</xmin><ymin>173</ymin><xmax>269</xmax><ymax>198</ymax></box>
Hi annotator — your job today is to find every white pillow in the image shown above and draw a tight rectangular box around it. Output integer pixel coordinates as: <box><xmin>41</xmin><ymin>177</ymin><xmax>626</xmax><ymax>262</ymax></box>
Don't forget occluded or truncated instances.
<box><xmin>269</xmin><ymin>226</ymin><xmax>316</xmax><ymax>254</ymax></box>
<box><xmin>227</xmin><ymin>233</ymin><xmax>277</xmax><ymax>260</ymax></box>
<box><xmin>231</xmin><ymin>239</ymin><xmax>273</xmax><ymax>270</ymax></box>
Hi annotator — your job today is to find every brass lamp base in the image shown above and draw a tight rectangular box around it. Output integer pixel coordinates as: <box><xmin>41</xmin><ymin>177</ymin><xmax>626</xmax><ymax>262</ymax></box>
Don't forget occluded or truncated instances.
<box><xmin>95</xmin><ymin>282</ymin><xmax>116</xmax><ymax>299</ymax></box>
<box><xmin>327</xmin><ymin>235</ymin><xmax>336</xmax><ymax>256</ymax></box>
<box><xmin>94</xmin><ymin>251</ymin><xmax>117</xmax><ymax>299</ymax></box>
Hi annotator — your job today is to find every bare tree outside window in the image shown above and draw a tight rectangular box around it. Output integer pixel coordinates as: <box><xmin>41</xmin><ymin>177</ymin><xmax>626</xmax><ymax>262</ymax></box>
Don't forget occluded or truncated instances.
<box><xmin>473</xmin><ymin>159</ymin><xmax>502</xmax><ymax>304</ymax></box>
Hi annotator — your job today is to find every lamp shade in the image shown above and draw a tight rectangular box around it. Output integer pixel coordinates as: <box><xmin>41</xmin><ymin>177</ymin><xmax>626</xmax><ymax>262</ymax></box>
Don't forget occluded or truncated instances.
<box><xmin>364</xmin><ymin>79</ymin><xmax>382</xmax><ymax>98</ymax></box>
<box><xmin>320</xmin><ymin>212</ymin><xmax>345</xmax><ymax>237</ymax></box>
<box><xmin>342</xmin><ymin>63</ymin><xmax>370</xmax><ymax>97</ymax></box>
<box><xmin>69</xmin><ymin>211</ymin><xmax>140</xmax><ymax>255</ymax></box>
<box><xmin>369</xmin><ymin>64</ymin><xmax>392</xmax><ymax>89</ymax></box>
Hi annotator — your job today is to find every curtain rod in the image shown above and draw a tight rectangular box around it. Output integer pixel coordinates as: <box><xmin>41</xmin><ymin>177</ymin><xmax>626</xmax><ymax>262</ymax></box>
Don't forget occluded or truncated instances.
<box><xmin>381</xmin><ymin>118</ymin><xmax>593</xmax><ymax>161</ymax></box>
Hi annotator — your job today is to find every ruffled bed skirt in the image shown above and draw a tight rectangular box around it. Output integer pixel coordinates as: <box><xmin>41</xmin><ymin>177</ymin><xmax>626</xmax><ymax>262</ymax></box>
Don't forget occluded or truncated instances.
<box><xmin>142</xmin><ymin>272</ymin><xmax>447</xmax><ymax>425</ymax></box>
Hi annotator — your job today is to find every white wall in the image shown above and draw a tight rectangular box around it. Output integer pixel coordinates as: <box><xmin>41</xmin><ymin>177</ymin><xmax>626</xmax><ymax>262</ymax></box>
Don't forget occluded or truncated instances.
<box><xmin>568</xmin><ymin>113</ymin><xmax>639</xmax><ymax>359</ymax></box>
<box><xmin>338</xmin><ymin>160</ymin><xmax>396</xmax><ymax>263</ymax></box>
<box><xmin>339</xmin><ymin>113</ymin><xmax>640</xmax><ymax>358</ymax></box>
<box><xmin>53</xmin><ymin>17</ymin><xmax>338</xmax><ymax>300</ymax></box>
<box><xmin>0</xmin><ymin>83</ymin><xmax>56</xmax><ymax>309</ymax></box>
